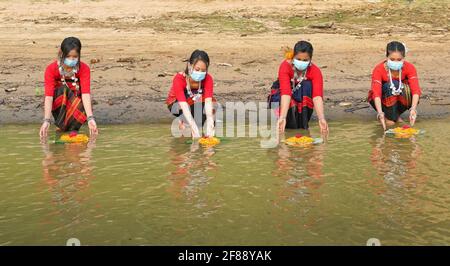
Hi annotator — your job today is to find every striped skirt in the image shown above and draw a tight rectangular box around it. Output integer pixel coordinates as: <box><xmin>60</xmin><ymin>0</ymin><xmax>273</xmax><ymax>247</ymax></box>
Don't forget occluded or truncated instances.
<box><xmin>52</xmin><ymin>85</ymin><xmax>87</xmax><ymax>132</ymax></box>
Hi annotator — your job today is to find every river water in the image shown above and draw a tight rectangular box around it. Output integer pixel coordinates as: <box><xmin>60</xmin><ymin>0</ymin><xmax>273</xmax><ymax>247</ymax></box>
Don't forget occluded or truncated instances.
<box><xmin>0</xmin><ymin>119</ymin><xmax>449</xmax><ymax>245</ymax></box>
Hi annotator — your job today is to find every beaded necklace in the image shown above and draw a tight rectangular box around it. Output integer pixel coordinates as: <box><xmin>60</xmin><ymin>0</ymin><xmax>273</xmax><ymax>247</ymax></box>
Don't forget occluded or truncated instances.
<box><xmin>387</xmin><ymin>63</ymin><xmax>403</xmax><ymax>96</ymax></box>
<box><xmin>291</xmin><ymin>64</ymin><xmax>308</xmax><ymax>92</ymax></box>
<box><xmin>58</xmin><ymin>60</ymin><xmax>79</xmax><ymax>93</ymax></box>
<box><xmin>185</xmin><ymin>72</ymin><xmax>203</xmax><ymax>102</ymax></box>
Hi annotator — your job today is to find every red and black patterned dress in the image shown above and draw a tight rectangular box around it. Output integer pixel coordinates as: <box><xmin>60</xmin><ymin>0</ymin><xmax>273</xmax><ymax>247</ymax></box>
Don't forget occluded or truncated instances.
<box><xmin>166</xmin><ymin>72</ymin><xmax>216</xmax><ymax>123</ymax></box>
<box><xmin>268</xmin><ymin>60</ymin><xmax>324</xmax><ymax>129</ymax></box>
<box><xmin>368</xmin><ymin>60</ymin><xmax>421</xmax><ymax>121</ymax></box>
<box><xmin>44</xmin><ymin>60</ymin><xmax>91</xmax><ymax>131</ymax></box>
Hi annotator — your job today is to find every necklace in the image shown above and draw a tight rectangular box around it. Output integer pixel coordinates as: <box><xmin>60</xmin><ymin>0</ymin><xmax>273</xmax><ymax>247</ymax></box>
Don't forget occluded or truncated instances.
<box><xmin>291</xmin><ymin>65</ymin><xmax>308</xmax><ymax>92</ymax></box>
<box><xmin>58</xmin><ymin>60</ymin><xmax>79</xmax><ymax>93</ymax></box>
<box><xmin>388</xmin><ymin>66</ymin><xmax>403</xmax><ymax>96</ymax></box>
<box><xmin>186</xmin><ymin>76</ymin><xmax>203</xmax><ymax>102</ymax></box>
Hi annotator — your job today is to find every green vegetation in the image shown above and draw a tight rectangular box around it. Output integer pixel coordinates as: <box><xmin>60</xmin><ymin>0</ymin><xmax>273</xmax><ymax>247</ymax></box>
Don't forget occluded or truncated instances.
<box><xmin>281</xmin><ymin>0</ymin><xmax>449</xmax><ymax>34</ymax></box>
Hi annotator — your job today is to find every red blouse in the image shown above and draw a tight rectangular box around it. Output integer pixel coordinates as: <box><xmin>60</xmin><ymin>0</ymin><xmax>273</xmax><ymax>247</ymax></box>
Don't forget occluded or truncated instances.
<box><xmin>166</xmin><ymin>72</ymin><xmax>214</xmax><ymax>104</ymax></box>
<box><xmin>44</xmin><ymin>60</ymin><xmax>91</xmax><ymax>97</ymax></box>
<box><xmin>278</xmin><ymin>60</ymin><xmax>324</xmax><ymax>98</ymax></box>
<box><xmin>370</xmin><ymin>60</ymin><xmax>421</xmax><ymax>98</ymax></box>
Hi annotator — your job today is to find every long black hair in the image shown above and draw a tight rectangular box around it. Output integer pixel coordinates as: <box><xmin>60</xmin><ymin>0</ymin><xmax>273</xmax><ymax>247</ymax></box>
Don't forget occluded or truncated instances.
<box><xmin>59</xmin><ymin>37</ymin><xmax>82</xmax><ymax>65</ymax></box>
<box><xmin>386</xmin><ymin>41</ymin><xmax>406</xmax><ymax>57</ymax></box>
<box><xmin>294</xmin><ymin>40</ymin><xmax>314</xmax><ymax>58</ymax></box>
<box><xmin>185</xmin><ymin>49</ymin><xmax>210</xmax><ymax>75</ymax></box>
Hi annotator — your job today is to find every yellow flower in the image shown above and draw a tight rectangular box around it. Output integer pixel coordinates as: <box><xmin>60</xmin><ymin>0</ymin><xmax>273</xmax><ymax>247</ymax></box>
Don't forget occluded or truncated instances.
<box><xmin>198</xmin><ymin>137</ymin><xmax>220</xmax><ymax>147</ymax></box>
<box><xmin>392</xmin><ymin>126</ymin><xmax>419</xmax><ymax>138</ymax></box>
<box><xmin>285</xmin><ymin>135</ymin><xmax>315</xmax><ymax>146</ymax></box>
<box><xmin>59</xmin><ymin>133</ymin><xmax>89</xmax><ymax>143</ymax></box>
<box><xmin>284</xmin><ymin>47</ymin><xmax>294</xmax><ymax>60</ymax></box>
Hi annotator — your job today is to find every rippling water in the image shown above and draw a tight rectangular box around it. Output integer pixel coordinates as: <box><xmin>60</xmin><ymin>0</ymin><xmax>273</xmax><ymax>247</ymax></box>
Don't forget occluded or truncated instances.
<box><xmin>0</xmin><ymin>119</ymin><xmax>449</xmax><ymax>245</ymax></box>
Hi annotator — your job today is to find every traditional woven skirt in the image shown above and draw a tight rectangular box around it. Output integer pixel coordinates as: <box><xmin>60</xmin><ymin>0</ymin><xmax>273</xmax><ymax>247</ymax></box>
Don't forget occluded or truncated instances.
<box><xmin>167</xmin><ymin>90</ymin><xmax>217</xmax><ymax>125</ymax></box>
<box><xmin>52</xmin><ymin>85</ymin><xmax>87</xmax><ymax>132</ymax></box>
<box><xmin>268</xmin><ymin>79</ymin><xmax>314</xmax><ymax>129</ymax></box>
<box><xmin>368</xmin><ymin>80</ymin><xmax>413</xmax><ymax>122</ymax></box>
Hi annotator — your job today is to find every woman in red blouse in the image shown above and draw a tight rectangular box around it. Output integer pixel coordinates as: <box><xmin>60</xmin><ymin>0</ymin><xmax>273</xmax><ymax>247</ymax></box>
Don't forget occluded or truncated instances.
<box><xmin>166</xmin><ymin>50</ymin><xmax>216</xmax><ymax>138</ymax></box>
<box><xmin>268</xmin><ymin>41</ymin><xmax>328</xmax><ymax>135</ymax></box>
<box><xmin>39</xmin><ymin>37</ymin><xmax>98</xmax><ymax>139</ymax></box>
<box><xmin>368</xmin><ymin>41</ymin><xmax>421</xmax><ymax>130</ymax></box>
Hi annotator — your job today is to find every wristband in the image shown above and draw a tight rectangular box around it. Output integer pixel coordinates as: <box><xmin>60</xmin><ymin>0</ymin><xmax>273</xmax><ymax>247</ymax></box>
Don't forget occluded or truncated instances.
<box><xmin>87</xmin><ymin>116</ymin><xmax>95</xmax><ymax>122</ymax></box>
<box><xmin>43</xmin><ymin>118</ymin><xmax>52</xmax><ymax>124</ymax></box>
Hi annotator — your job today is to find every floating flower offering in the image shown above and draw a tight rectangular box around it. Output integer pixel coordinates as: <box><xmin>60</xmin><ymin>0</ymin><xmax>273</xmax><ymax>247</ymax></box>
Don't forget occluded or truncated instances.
<box><xmin>59</xmin><ymin>131</ymin><xmax>89</xmax><ymax>143</ymax></box>
<box><xmin>198</xmin><ymin>136</ymin><xmax>221</xmax><ymax>147</ymax></box>
<box><xmin>284</xmin><ymin>134</ymin><xmax>316</xmax><ymax>146</ymax></box>
<box><xmin>386</xmin><ymin>125</ymin><xmax>421</xmax><ymax>138</ymax></box>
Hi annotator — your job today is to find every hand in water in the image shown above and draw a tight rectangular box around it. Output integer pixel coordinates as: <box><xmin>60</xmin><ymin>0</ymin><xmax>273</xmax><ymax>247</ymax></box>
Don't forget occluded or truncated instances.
<box><xmin>88</xmin><ymin>119</ymin><xmax>99</xmax><ymax>137</ymax></box>
<box><xmin>191</xmin><ymin>124</ymin><xmax>201</xmax><ymax>139</ymax></box>
<box><xmin>206</xmin><ymin>117</ymin><xmax>215</xmax><ymax>137</ymax></box>
<box><xmin>39</xmin><ymin>121</ymin><xmax>50</xmax><ymax>141</ymax></box>
<box><xmin>377</xmin><ymin>112</ymin><xmax>387</xmax><ymax>131</ymax></box>
<box><xmin>277</xmin><ymin>118</ymin><xmax>286</xmax><ymax>134</ymax></box>
<box><xmin>409</xmin><ymin>109</ymin><xmax>417</xmax><ymax>127</ymax></box>
<box><xmin>318</xmin><ymin>118</ymin><xmax>329</xmax><ymax>140</ymax></box>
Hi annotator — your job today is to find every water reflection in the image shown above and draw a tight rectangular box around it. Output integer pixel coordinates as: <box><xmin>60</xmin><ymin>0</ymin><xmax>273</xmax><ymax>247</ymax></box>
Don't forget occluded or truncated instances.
<box><xmin>0</xmin><ymin>122</ymin><xmax>447</xmax><ymax>245</ymax></box>
<box><xmin>369</xmin><ymin>134</ymin><xmax>426</xmax><ymax>192</ymax></box>
<box><xmin>368</xmin><ymin>133</ymin><xmax>430</xmax><ymax>235</ymax></box>
<box><xmin>41</xmin><ymin>141</ymin><xmax>96</xmax><ymax>208</ymax></box>
<box><xmin>166</xmin><ymin>140</ymin><xmax>217</xmax><ymax>201</ymax></box>
<box><xmin>270</xmin><ymin>141</ymin><xmax>325</xmax><ymax>230</ymax></box>
<box><xmin>273</xmin><ymin>144</ymin><xmax>324</xmax><ymax>199</ymax></box>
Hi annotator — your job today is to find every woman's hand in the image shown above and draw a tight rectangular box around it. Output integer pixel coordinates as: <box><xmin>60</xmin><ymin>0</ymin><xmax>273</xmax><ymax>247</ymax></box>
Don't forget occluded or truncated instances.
<box><xmin>277</xmin><ymin>117</ymin><xmax>286</xmax><ymax>134</ymax></box>
<box><xmin>39</xmin><ymin>121</ymin><xmax>50</xmax><ymax>140</ymax></box>
<box><xmin>377</xmin><ymin>112</ymin><xmax>387</xmax><ymax>131</ymax></box>
<box><xmin>88</xmin><ymin>118</ymin><xmax>99</xmax><ymax>136</ymax></box>
<box><xmin>206</xmin><ymin>117</ymin><xmax>215</xmax><ymax>137</ymax></box>
<box><xmin>318</xmin><ymin>118</ymin><xmax>329</xmax><ymax>138</ymax></box>
<box><xmin>409</xmin><ymin>109</ymin><xmax>417</xmax><ymax>127</ymax></box>
<box><xmin>191</xmin><ymin>123</ymin><xmax>201</xmax><ymax>138</ymax></box>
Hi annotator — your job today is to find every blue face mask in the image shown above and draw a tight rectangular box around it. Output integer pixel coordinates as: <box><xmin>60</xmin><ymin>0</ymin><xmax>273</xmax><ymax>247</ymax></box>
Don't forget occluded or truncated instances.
<box><xmin>387</xmin><ymin>59</ymin><xmax>403</xmax><ymax>71</ymax></box>
<box><xmin>190</xmin><ymin>70</ymin><xmax>206</xmax><ymax>82</ymax></box>
<box><xmin>293</xmin><ymin>59</ymin><xmax>310</xmax><ymax>71</ymax></box>
<box><xmin>64</xmin><ymin>58</ymin><xmax>78</xmax><ymax>67</ymax></box>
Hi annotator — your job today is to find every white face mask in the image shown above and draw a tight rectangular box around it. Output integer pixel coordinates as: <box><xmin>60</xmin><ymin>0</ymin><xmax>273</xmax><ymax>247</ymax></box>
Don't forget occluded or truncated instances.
<box><xmin>387</xmin><ymin>59</ymin><xmax>404</xmax><ymax>71</ymax></box>
<box><xmin>293</xmin><ymin>59</ymin><xmax>310</xmax><ymax>71</ymax></box>
<box><xmin>190</xmin><ymin>70</ymin><xmax>206</xmax><ymax>82</ymax></box>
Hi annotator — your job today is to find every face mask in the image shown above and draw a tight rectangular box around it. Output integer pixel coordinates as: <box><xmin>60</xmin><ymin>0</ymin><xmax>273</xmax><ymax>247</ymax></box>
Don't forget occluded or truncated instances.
<box><xmin>190</xmin><ymin>70</ymin><xmax>206</xmax><ymax>82</ymax></box>
<box><xmin>64</xmin><ymin>58</ymin><xmax>78</xmax><ymax>67</ymax></box>
<box><xmin>293</xmin><ymin>59</ymin><xmax>310</xmax><ymax>71</ymax></box>
<box><xmin>387</xmin><ymin>59</ymin><xmax>403</xmax><ymax>71</ymax></box>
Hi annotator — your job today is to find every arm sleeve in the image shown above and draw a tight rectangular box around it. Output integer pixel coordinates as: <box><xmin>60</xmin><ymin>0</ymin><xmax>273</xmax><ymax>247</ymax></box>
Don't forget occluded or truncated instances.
<box><xmin>371</xmin><ymin>67</ymin><xmax>383</xmax><ymax>98</ymax></box>
<box><xmin>311</xmin><ymin>67</ymin><xmax>324</xmax><ymax>98</ymax></box>
<box><xmin>406</xmin><ymin>64</ymin><xmax>421</xmax><ymax>96</ymax></box>
<box><xmin>79</xmin><ymin>63</ymin><xmax>91</xmax><ymax>94</ymax></box>
<box><xmin>173</xmin><ymin>74</ymin><xmax>187</xmax><ymax>102</ymax></box>
<box><xmin>278</xmin><ymin>61</ymin><xmax>293</xmax><ymax>96</ymax></box>
<box><xmin>203</xmin><ymin>74</ymin><xmax>214</xmax><ymax>99</ymax></box>
<box><xmin>44</xmin><ymin>64</ymin><xmax>57</xmax><ymax>97</ymax></box>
